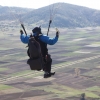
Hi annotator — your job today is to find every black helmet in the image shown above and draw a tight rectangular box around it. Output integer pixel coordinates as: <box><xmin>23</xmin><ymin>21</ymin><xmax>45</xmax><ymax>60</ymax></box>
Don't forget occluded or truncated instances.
<box><xmin>32</xmin><ymin>27</ymin><xmax>41</xmax><ymax>33</ymax></box>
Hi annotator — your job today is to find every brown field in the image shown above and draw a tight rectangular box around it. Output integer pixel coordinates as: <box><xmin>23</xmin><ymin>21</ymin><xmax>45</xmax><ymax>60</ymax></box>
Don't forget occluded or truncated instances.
<box><xmin>0</xmin><ymin>27</ymin><xmax>100</xmax><ymax>100</ymax></box>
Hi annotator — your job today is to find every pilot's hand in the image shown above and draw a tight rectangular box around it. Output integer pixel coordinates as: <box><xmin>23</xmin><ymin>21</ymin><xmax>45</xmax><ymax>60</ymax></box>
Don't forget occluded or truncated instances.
<box><xmin>20</xmin><ymin>29</ymin><xmax>24</xmax><ymax>35</ymax></box>
<box><xmin>56</xmin><ymin>28</ymin><xmax>59</xmax><ymax>38</ymax></box>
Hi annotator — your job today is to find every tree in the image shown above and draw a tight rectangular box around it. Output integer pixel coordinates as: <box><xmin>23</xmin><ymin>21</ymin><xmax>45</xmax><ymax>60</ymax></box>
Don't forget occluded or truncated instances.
<box><xmin>80</xmin><ymin>93</ymin><xmax>86</xmax><ymax>100</ymax></box>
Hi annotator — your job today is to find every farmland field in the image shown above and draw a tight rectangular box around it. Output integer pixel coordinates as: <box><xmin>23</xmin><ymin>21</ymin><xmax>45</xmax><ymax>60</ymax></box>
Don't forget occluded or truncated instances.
<box><xmin>0</xmin><ymin>27</ymin><xmax>100</xmax><ymax>100</ymax></box>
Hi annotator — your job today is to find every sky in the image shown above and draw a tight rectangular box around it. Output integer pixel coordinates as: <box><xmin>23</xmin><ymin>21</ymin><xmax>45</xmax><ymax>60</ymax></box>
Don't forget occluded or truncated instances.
<box><xmin>0</xmin><ymin>0</ymin><xmax>100</xmax><ymax>10</ymax></box>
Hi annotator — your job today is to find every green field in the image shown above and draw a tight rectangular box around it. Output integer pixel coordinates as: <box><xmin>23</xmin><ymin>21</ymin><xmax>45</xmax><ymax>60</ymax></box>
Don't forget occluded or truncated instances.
<box><xmin>0</xmin><ymin>26</ymin><xmax>100</xmax><ymax>100</ymax></box>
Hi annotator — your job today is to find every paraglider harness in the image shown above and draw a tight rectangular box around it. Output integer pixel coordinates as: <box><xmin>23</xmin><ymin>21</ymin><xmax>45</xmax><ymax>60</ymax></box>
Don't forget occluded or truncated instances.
<box><xmin>21</xmin><ymin>24</ymin><xmax>44</xmax><ymax>70</ymax></box>
<box><xmin>21</xmin><ymin>22</ymin><xmax>52</xmax><ymax>71</ymax></box>
<box><xmin>27</xmin><ymin>35</ymin><xmax>44</xmax><ymax>71</ymax></box>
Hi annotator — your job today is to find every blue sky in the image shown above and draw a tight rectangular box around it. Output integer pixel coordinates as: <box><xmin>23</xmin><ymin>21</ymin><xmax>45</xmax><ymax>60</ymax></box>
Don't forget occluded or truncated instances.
<box><xmin>0</xmin><ymin>0</ymin><xmax>100</xmax><ymax>10</ymax></box>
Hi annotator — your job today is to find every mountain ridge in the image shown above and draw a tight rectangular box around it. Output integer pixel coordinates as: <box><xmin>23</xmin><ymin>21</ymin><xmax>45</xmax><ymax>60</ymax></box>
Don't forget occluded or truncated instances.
<box><xmin>0</xmin><ymin>3</ymin><xmax>100</xmax><ymax>28</ymax></box>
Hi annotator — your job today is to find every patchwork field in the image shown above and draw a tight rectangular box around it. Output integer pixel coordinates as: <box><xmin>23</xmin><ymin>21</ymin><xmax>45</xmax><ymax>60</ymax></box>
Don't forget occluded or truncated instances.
<box><xmin>0</xmin><ymin>27</ymin><xmax>100</xmax><ymax>100</ymax></box>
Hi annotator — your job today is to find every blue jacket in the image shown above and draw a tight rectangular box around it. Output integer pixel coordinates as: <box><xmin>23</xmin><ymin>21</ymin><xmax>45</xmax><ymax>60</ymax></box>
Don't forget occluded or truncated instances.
<box><xmin>20</xmin><ymin>33</ymin><xmax>58</xmax><ymax>45</ymax></box>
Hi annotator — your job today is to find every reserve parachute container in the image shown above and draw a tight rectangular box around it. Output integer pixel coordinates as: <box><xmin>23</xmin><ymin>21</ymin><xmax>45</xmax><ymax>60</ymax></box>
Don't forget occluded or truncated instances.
<box><xmin>27</xmin><ymin>36</ymin><xmax>44</xmax><ymax>71</ymax></box>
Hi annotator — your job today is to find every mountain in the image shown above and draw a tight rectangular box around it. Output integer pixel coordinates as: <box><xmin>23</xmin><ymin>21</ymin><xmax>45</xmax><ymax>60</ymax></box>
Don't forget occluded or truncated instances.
<box><xmin>0</xmin><ymin>6</ymin><xmax>33</xmax><ymax>21</ymax></box>
<box><xmin>0</xmin><ymin>3</ymin><xmax>100</xmax><ymax>28</ymax></box>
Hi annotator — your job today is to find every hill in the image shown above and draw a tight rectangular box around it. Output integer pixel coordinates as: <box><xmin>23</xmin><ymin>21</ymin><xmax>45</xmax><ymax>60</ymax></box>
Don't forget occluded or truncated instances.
<box><xmin>0</xmin><ymin>3</ymin><xmax>100</xmax><ymax>28</ymax></box>
<box><xmin>0</xmin><ymin>6</ymin><xmax>33</xmax><ymax>21</ymax></box>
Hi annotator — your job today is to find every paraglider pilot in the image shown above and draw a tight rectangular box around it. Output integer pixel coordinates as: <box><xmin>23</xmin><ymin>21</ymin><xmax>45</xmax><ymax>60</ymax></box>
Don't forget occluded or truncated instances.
<box><xmin>20</xmin><ymin>26</ymin><xmax>59</xmax><ymax>78</ymax></box>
